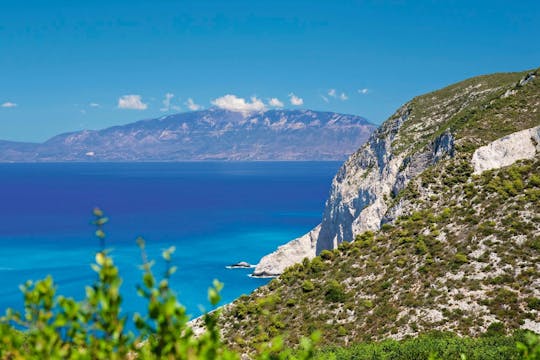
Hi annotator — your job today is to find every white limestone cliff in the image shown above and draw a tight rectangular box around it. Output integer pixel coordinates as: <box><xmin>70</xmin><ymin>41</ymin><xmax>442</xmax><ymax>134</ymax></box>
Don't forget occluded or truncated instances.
<box><xmin>253</xmin><ymin>106</ymin><xmax>455</xmax><ymax>276</ymax></box>
<box><xmin>471</xmin><ymin>125</ymin><xmax>540</xmax><ymax>174</ymax></box>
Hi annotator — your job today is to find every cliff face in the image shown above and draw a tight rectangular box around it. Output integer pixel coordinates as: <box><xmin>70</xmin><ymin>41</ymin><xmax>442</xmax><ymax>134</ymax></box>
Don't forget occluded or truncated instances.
<box><xmin>254</xmin><ymin>68</ymin><xmax>539</xmax><ymax>276</ymax></box>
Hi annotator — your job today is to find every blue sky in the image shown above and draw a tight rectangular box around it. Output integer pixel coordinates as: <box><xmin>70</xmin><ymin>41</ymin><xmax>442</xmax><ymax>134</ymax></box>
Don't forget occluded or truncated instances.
<box><xmin>0</xmin><ymin>0</ymin><xmax>539</xmax><ymax>142</ymax></box>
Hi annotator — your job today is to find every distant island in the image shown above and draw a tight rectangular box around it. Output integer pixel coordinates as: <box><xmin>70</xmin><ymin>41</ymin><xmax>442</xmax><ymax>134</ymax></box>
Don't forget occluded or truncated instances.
<box><xmin>0</xmin><ymin>109</ymin><xmax>376</xmax><ymax>162</ymax></box>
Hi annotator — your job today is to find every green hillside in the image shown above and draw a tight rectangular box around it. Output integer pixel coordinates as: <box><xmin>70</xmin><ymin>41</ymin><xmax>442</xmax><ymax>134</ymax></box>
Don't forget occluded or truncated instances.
<box><xmin>219</xmin><ymin>68</ymin><xmax>540</xmax><ymax>353</ymax></box>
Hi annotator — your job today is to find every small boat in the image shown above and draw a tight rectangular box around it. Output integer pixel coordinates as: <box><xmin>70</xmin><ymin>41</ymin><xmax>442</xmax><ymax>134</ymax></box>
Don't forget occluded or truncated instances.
<box><xmin>225</xmin><ymin>261</ymin><xmax>254</xmax><ymax>269</ymax></box>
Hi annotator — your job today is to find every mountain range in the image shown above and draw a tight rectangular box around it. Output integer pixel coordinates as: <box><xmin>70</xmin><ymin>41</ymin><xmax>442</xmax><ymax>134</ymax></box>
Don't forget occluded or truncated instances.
<box><xmin>0</xmin><ymin>109</ymin><xmax>376</xmax><ymax>162</ymax></box>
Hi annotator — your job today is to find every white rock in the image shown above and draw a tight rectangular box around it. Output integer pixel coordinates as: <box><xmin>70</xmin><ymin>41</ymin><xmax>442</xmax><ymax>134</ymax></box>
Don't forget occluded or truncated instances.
<box><xmin>472</xmin><ymin>126</ymin><xmax>540</xmax><ymax>174</ymax></box>
<box><xmin>522</xmin><ymin>319</ymin><xmax>540</xmax><ymax>334</ymax></box>
<box><xmin>252</xmin><ymin>225</ymin><xmax>320</xmax><ymax>277</ymax></box>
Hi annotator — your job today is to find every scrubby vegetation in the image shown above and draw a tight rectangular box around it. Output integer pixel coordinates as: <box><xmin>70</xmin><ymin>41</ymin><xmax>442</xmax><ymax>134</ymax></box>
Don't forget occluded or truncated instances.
<box><xmin>395</xmin><ymin>68</ymin><xmax>539</xmax><ymax>155</ymax></box>
<box><xmin>219</xmin><ymin>68</ymin><xmax>540</xmax><ymax>354</ymax></box>
<box><xmin>220</xmin><ymin>158</ymin><xmax>539</xmax><ymax>352</ymax></box>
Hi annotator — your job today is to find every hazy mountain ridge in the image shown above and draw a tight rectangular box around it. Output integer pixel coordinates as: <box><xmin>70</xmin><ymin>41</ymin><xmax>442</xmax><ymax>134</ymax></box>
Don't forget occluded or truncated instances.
<box><xmin>216</xmin><ymin>68</ymin><xmax>540</xmax><ymax>352</ymax></box>
<box><xmin>0</xmin><ymin>109</ymin><xmax>376</xmax><ymax>162</ymax></box>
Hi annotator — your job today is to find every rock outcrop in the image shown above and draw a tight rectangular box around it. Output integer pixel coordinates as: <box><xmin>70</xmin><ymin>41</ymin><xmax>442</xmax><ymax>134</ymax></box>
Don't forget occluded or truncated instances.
<box><xmin>471</xmin><ymin>125</ymin><xmax>540</xmax><ymax>174</ymax></box>
<box><xmin>253</xmin><ymin>226</ymin><xmax>320</xmax><ymax>277</ymax></box>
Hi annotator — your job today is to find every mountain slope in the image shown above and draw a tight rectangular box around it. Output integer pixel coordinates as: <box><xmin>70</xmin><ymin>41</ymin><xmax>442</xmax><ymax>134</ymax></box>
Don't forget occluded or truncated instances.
<box><xmin>0</xmin><ymin>109</ymin><xmax>376</xmax><ymax>161</ymax></box>
<box><xmin>218</xmin><ymin>68</ymin><xmax>540</xmax><ymax>352</ymax></box>
<box><xmin>254</xmin><ymin>68</ymin><xmax>539</xmax><ymax>276</ymax></box>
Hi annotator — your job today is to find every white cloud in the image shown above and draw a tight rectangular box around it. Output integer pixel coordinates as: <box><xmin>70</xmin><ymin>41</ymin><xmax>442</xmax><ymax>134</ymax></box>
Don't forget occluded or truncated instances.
<box><xmin>320</xmin><ymin>95</ymin><xmax>329</xmax><ymax>103</ymax></box>
<box><xmin>268</xmin><ymin>98</ymin><xmax>284</xmax><ymax>108</ymax></box>
<box><xmin>160</xmin><ymin>93</ymin><xmax>178</xmax><ymax>112</ymax></box>
<box><xmin>185</xmin><ymin>98</ymin><xmax>202</xmax><ymax>111</ymax></box>
<box><xmin>327</xmin><ymin>89</ymin><xmax>348</xmax><ymax>101</ymax></box>
<box><xmin>358</xmin><ymin>88</ymin><xmax>369</xmax><ymax>95</ymax></box>
<box><xmin>89</xmin><ymin>102</ymin><xmax>100</xmax><ymax>108</ymax></box>
<box><xmin>289</xmin><ymin>93</ymin><xmax>303</xmax><ymax>106</ymax></box>
<box><xmin>211</xmin><ymin>94</ymin><xmax>265</xmax><ymax>114</ymax></box>
<box><xmin>1</xmin><ymin>102</ymin><xmax>17</xmax><ymax>108</ymax></box>
<box><xmin>117</xmin><ymin>95</ymin><xmax>148</xmax><ymax>110</ymax></box>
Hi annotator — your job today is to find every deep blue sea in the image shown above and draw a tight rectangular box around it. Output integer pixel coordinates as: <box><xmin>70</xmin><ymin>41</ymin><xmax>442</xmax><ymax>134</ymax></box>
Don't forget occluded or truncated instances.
<box><xmin>0</xmin><ymin>162</ymin><xmax>340</xmax><ymax>321</ymax></box>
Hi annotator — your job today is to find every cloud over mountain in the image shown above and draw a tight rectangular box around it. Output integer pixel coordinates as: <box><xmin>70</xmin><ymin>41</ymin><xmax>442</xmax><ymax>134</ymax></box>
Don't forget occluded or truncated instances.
<box><xmin>118</xmin><ymin>95</ymin><xmax>148</xmax><ymax>110</ymax></box>
<box><xmin>185</xmin><ymin>98</ymin><xmax>202</xmax><ymax>111</ymax></box>
<box><xmin>269</xmin><ymin>98</ymin><xmax>284</xmax><ymax>108</ymax></box>
<box><xmin>289</xmin><ymin>93</ymin><xmax>303</xmax><ymax>106</ymax></box>
<box><xmin>211</xmin><ymin>94</ymin><xmax>266</xmax><ymax>114</ymax></box>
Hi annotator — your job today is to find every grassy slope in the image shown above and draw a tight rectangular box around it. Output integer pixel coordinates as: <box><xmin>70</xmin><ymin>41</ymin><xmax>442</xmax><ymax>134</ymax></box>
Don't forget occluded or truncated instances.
<box><xmin>395</xmin><ymin>69</ymin><xmax>539</xmax><ymax>155</ymax></box>
<box><xmin>219</xmin><ymin>68</ymin><xmax>540</xmax><ymax>352</ymax></box>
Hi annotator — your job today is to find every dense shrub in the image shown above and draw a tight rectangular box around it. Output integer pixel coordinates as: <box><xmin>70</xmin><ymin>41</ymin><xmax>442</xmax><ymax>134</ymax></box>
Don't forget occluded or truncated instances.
<box><xmin>319</xmin><ymin>250</ymin><xmax>334</xmax><ymax>261</ymax></box>
<box><xmin>324</xmin><ymin>281</ymin><xmax>347</xmax><ymax>303</ymax></box>
<box><xmin>314</xmin><ymin>331</ymin><xmax>540</xmax><ymax>360</ymax></box>
<box><xmin>302</xmin><ymin>280</ymin><xmax>316</xmax><ymax>293</ymax></box>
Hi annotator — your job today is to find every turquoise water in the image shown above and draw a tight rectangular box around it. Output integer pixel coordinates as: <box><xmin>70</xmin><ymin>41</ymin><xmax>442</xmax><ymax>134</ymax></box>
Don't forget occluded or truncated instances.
<box><xmin>0</xmin><ymin>162</ymin><xmax>340</xmax><ymax>319</ymax></box>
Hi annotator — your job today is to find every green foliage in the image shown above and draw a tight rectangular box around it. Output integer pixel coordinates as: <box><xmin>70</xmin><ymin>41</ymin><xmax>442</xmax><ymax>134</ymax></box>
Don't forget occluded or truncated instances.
<box><xmin>354</xmin><ymin>231</ymin><xmax>375</xmax><ymax>248</ymax></box>
<box><xmin>415</xmin><ymin>239</ymin><xmax>429</xmax><ymax>255</ymax></box>
<box><xmin>314</xmin><ymin>331</ymin><xmax>540</xmax><ymax>360</ymax></box>
<box><xmin>0</xmin><ymin>209</ymin><xmax>318</xmax><ymax>359</ymax></box>
<box><xmin>485</xmin><ymin>322</ymin><xmax>506</xmax><ymax>337</ymax></box>
<box><xmin>517</xmin><ymin>332</ymin><xmax>540</xmax><ymax>360</ymax></box>
<box><xmin>526</xmin><ymin>297</ymin><xmax>540</xmax><ymax>311</ymax></box>
<box><xmin>319</xmin><ymin>250</ymin><xmax>334</xmax><ymax>261</ymax></box>
<box><xmin>309</xmin><ymin>258</ymin><xmax>325</xmax><ymax>273</ymax></box>
<box><xmin>221</xmin><ymin>157</ymin><xmax>540</xmax><ymax>352</ymax></box>
<box><xmin>453</xmin><ymin>252</ymin><xmax>469</xmax><ymax>265</ymax></box>
<box><xmin>302</xmin><ymin>280</ymin><xmax>315</xmax><ymax>293</ymax></box>
<box><xmin>324</xmin><ymin>281</ymin><xmax>347</xmax><ymax>303</ymax></box>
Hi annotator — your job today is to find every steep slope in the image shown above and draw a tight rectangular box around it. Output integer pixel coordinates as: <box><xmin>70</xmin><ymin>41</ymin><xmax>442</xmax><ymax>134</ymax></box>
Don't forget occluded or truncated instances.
<box><xmin>254</xmin><ymin>69</ymin><xmax>539</xmax><ymax>276</ymax></box>
<box><xmin>220</xmin><ymin>68</ymin><xmax>540</xmax><ymax>351</ymax></box>
<box><xmin>0</xmin><ymin>109</ymin><xmax>375</xmax><ymax>161</ymax></box>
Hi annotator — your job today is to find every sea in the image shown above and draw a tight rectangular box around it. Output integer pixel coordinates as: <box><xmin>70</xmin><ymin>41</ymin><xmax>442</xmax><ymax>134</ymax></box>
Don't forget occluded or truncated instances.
<box><xmin>0</xmin><ymin>162</ymin><xmax>340</xmax><ymax>322</ymax></box>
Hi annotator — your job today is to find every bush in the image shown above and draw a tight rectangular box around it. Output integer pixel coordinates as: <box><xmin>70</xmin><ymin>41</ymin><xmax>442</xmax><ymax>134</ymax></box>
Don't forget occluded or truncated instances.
<box><xmin>485</xmin><ymin>322</ymin><xmax>506</xmax><ymax>336</ymax></box>
<box><xmin>526</xmin><ymin>297</ymin><xmax>540</xmax><ymax>311</ymax></box>
<box><xmin>310</xmin><ymin>257</ymin><xmax>326</xmax><ymax>273</ymax></box>
<box><xmin>320</xmin><ymin>250</ymin><xmax>335</xmax><ymax>261</ymax></box>
<box><xmin>415</xmin><ymin>239</ymin><xmax>428</xmax><ymax>255</ymax></box>
<box><xmin>302</xmin><ymin>280</ymin><xmax>315</xmax><ymax>293</ymax></box>
<box><xmin>325</xmin><ymin>281</ymin><xmax>347</xmax><ymax>303</ymax></box>
<box><xmin>454</xmin><ymin>252</ymin><xmax>469</xmax><ymax>264</ymax></box>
